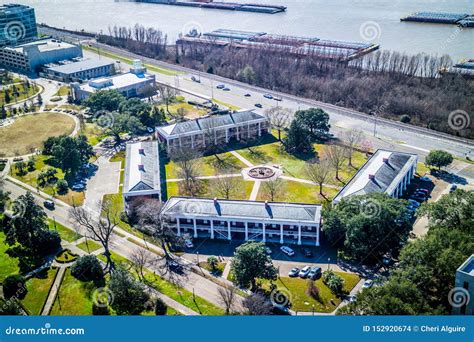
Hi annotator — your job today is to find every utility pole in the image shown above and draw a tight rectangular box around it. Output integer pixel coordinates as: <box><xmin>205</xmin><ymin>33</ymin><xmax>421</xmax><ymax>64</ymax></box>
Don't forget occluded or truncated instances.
<box><xmin>373</xmin><ymin>112</ymin><xmax>378</xmax><ymax>137</ymax></box>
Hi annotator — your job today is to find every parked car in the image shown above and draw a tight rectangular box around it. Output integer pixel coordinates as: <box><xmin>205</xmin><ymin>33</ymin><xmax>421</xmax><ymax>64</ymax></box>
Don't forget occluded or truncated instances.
<box><xmin>288</xmin><ymin>267</ymin><xmax>300</xmax><ymax>277</ymax></box>
<box><xmin>416</xmin><ymin>188</ymin><xmax>429</xmax><ymax>195</ymax></box>
<box><xmin>184</xmin><ymin>240</ymin><xmax>194</xmax><ymax>248</ymax></box>
<box><xmin>263</xmin><ymin>93</ymin><xmax>273</xmax><ymax>99</ymax></box>
<box><xmin>449</xmin><ymin>184</ymin><xmax>458</xmax><ymax>193</ymax></box>
<box><xmin>280</xmin><ymin>246</ymin><xmax>295</xmax><ymax>256</ymax></box>
<box><xmin>273</xmin><ymin>96</ymin><xmax>282</xmax><ymax>101</ymax></box>
<box><xmin>410</xmin><ymin>195</ymin><xmax>426</xmax><ymax>203</ymax></box>
<box><xmin>72</xmin><ymin>184</ymin><xmax>85</xmax><ymax>191</ymax></box>
<box><xmin>302</xmin><ymin>248</ymin><xmax>312</xmax><ymax>257</ymax></box>
<box><xmin>244</xmin><ymin>93</ymin><xmax>251</xmax><ymax>97</ymax></box>
<box><xmin>43</xmin><ymin>200</ymin><xmax>55</xmax><ymax>210</ymax></box>
<box><xmin>216</xmin><ymin>84</ymin><xmax>225</xmax><ymax>89</ymax></box>
<box><xmin>362</xmin><ymin>279</ymin><xmax>374</xmax><ymax>288</ymax></box>
<box><xmin>298</xmin><ymin>266</ymin><xmax>311</xmax><ymax>278</ymax></box>
<box><xmin>191</xmin><ymin>76</ymin><xmax>200</xmax><ymax>83</ymax></box>
<box><xmin>265</xmin><ymin>247</ymin><xmax>272</xmax><ymax>255</ymax></box>
<box><xmin>408</xmin><ymin>199</ymin><xmax>421</xmax><ymax>208</ymax></box>
<box><xmin>254</xmin><ymin>103</ymin><xmax>263</xmax><ymax>108</ymax></box>
<box><xmin>308</xmin><ymin>266</ymin><xmax>322</xmax><ymax>280</ymax></box>
<box><xmin>419</xmin><ymin>176</ymin><xmax>433</xmax><ymax>182</ymax></box>
<box><xmin>223</xmin><ymin>87</ymin><xmax>231</xmax><ymax>91</ymax></box>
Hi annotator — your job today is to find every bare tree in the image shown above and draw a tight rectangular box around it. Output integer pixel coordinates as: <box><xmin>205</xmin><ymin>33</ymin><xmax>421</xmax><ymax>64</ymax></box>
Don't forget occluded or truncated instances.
<box><xmin>264</xmin><ymin>107</ymin><xmax>291</xmax><ymax>141</ymax></box>
<box><xmin>69</xmin><ymin>200</ymin><xmax>119</xmax><ymax>272</ymax></box>
<box><xmin>324</xmin><ymin>145</ymin><xmax>347</xmax><ymax>181</ymax></box>
<box><xmin>262</xmin><ymin>178</ymin><xmax>282</xmax><ymax>201</ymax></box>
<box><xmin>172</xmin><ymin>149</ymin><xmax>202</xmax><ymax>196</ymax></box>
<box><xmin>305</xmin><ymin>159</ymin><xmax>331</xmax><ymax>196</ymax></box>
<box><xmin>214</xmin><ymin>174</ymin><xmax>239</xmax><ymax>199</ymax></box>
<box><xmin>344</xmin><ymin>129</ymin><xmax>363</xmax><ymax>167</ymax></box>
<box><xmin>156</xmin><ymin>84</ymin><xmax>176</xmax><ymax>115</ymax></box>
<box><xmin>136</xmin><ymin>201</ymin><xmax>187</xmax><ymax>282</ymax></box>
<box><xmin>130</xmin><ymin>247</ymin><xmax>154</xmax><ymax>282</ymax></box>
<box><xmin>242</xmin><ymin>293</ymin><xmax>273</xmax><ymax>315</ymax></box>
<box><xmin>217</xmin><ymin>285</ymin><xmax>237</xmax><ymax>315</ymax></box>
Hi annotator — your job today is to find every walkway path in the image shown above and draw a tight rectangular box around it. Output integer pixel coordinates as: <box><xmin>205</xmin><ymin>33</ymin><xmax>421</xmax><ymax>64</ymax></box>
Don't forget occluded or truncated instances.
<box><xmin>230</xmin><ymin>150</ymin><xmax>254</xmax><ymax>167</ymax></box>
<box><xmin>249</xmin><ymin>181</ymin><xmax>261</xmax><ymax>201</ymax></box>
<box><xmin>41</xmin><ymin>266</ymin><xmax>66</xmax><ymax>315</ymax></box>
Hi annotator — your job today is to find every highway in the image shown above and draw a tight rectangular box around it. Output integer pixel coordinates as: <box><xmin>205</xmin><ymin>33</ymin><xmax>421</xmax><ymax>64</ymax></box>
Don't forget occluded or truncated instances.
<box><xmin>40</xmin><ymin>26</ymin><xmax>473</xmax><ymax>159</ymax></box>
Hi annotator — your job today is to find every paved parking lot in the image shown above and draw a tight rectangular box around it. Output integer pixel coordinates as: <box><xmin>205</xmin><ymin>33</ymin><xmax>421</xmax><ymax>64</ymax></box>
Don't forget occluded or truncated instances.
<box><xmin>181</xmin><ymin>238</ymin><xmax>341</xmax><ymax>276</ymax></box>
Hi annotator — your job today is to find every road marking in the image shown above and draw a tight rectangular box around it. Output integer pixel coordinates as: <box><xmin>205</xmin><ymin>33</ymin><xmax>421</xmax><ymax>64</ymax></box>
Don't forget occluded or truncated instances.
<box><xmin>400</xmin><ymin>143</ymin><xmax>430</xmax><ymax>153</ymax></box>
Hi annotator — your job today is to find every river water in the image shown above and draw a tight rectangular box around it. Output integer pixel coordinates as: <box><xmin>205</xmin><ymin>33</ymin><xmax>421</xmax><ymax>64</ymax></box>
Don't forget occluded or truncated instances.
<box><xmin>7</xmin><ymin>0</ymin><xmax>474</xmax><ymax>61</ymax></box>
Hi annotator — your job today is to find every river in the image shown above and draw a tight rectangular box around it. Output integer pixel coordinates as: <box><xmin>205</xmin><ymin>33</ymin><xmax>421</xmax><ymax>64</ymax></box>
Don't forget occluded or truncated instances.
<box><xmin>6</xmin><ymin>0</ymin><xmax>474</xmax><ymax>61</ymax></box>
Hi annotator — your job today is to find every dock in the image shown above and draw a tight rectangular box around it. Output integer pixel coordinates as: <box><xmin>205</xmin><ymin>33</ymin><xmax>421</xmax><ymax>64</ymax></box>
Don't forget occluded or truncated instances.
<box><xmin>177</xmin><ymin>29</ymin><xmax>380</xmax><ymax>62</ymax></box>
<box><xmin>401</xmin><ymin>12</ymin><xmax>473</xmax><ymax>27</ymax></box>
<box><xmin>135</xmin><ymin>0</ymin><xmax>286</xmax><ymax>14</ymax></box>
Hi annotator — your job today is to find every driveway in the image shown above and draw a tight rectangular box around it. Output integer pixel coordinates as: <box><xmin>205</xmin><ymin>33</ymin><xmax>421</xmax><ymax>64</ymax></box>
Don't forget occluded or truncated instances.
<box><xmin>83</xmin><ymin>154</ymin><xmax>121</xmax><ymax>213</ymax></box>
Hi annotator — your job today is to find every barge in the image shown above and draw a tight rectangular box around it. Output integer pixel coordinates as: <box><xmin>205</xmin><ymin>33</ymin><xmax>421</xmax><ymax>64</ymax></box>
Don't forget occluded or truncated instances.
<box><xmin>401</xmin><ymin>12</ymin><xmax>473</xmax><ymax>27</ymax></box>
<box><xmin>136</xmin><ymin>0</ymin><xmax>286</xmax><ymax>14</ymax></box>
<box><xmin>177</xmin><ymin>29</ymin><xmax>380</xmax><ymax>62</ymax></box>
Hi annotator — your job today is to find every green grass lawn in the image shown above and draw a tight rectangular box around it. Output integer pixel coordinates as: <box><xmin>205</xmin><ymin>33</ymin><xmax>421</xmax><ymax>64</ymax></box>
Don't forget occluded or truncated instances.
<box><xmin>21</xmin><ymin>268</ymin><xmax>58</xmax><ymax>315</ymax></box>
<box><xmin>268</xmin><ymin>272</ymin><xmax>360</xmax><ymax>313</ymax></box>
<box><xmin>50</xmin><ymin>269</ymin><xmax>97</xmax><ymax>315</ymax></box>
<box><xmin>198</xmin><ymin>261</ymin><xmax>226</xmax><ymax>276</ymax></box>
<box><xmin>164</xmin><ymin>151</ymin><xmax>246</xmax><ymax>179</ymax></box>
<box><xmin>0</xmin><ymin>82</ymin><xmax>40</xmax><ymax>104</ymax></box>
<box><xmin>80</xmin><ymin>122</ymin><xmax>107</xmax><ymax>146</ymax></box>
<box><xmin>97</xmin><ymin>250</ymin><xmax>131</xmax><ymax>269</ymax></box>
<box><xmin>102</xmin><ymin>193</ymin><xmax>134</xmax><ymax>233</ymax></box>
<box><xmin>48</xmin><ymin>219</ymin><xmax>82</xmax><ymax>242</ymax></box>
<box><xmin>0</xmin><ymin>232</ymin><xmax>19</xmax><ymax>283</ymax></box>
<box><xmin>76</xmin><ymin>240</ymin><xmax>102</xmax><ymax>253</ymax></box>
<box><xmin>257</xmin><ymin>180</ymin><xmax>340</xmax><ymax>204</ymax></box>
<box><xmin>11</xmin><ymin>154</ymin><xmax>85</xmax><ymax>206</ymax></box>
<box><xmin>158</xmin><ymin>101</ymin><xmax>208</xmax><ymax>120</ymax></box>
<box><xmin>144</xmin><ymin>270</ymin><xmax>225</xmax><ymax>315</ymax></box>
<box><xmin>54</xmin><ymin>86</ymin><xmax>70</xmax><ymax>97</ymax></box>
<box><xmin>166</xmin><ymin>177</ymin><xmax>254</xmax><ymax>200</ymax></box>
<box><xmin>212</xmin><ymin>99</ymin><xmax>241</xmax><ymax>111</ymax></box>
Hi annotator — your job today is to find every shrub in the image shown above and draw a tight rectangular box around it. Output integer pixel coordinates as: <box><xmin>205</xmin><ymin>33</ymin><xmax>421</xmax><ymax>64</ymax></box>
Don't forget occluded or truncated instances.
<box><xmin>207</xmin><ymin>256</ymin><xmax>218</xmax><ymax>271</ymax></box>
<box><xmin>400</xmin><ymin>114</ymin><xmax>411</xmax><ymax>123</ymax></box>
<box><xmin>305</xmin><ymin>280</ymin><xmax>320</xmax><ymax>301</ymax></box>
<box><xmin>3</xmin><ymin>274</ymin><xmax>27</xmax><ymax>300</ymax></box>
<box><xmin>92</xmin><ymin>302</ymin><xmax>110</xmax><ymax>315</ymax></box>
<box><xmin>71</xmin><ymin>255</ymin><xmax>104</xmax><ymax>283</ymax></box>
<box><xmin>154</xmin><ymin>298</ymin><xmax>167</xmax><ymax>315</ymax></box>
<box><xmin>56</xmin><ymin>179</ymin><xmax>69</xmax><ymax>195</ymax></box>
<box><xmin>322</xmin><ymin>270</ymin><xmax>344</xmax><ymax>294</ymax></box>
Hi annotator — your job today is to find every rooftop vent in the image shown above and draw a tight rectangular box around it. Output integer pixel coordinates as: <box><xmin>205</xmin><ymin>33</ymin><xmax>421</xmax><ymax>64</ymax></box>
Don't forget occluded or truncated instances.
<box><xmin>368</xmin><ymin>174</ymin><xmax>375</xmax><ymax>180</ymax></box>
<box><xmin>382</xmin><ymin>157</ymin><xmax>389</xmax><ymax>164</ymax></box>
<box><xmin>139</xmin><ymin>148</ymin><xmax>145</xmax><ymax>155</ymax></box>
<box><xmin>138</xmin><ymin>164</ymin><xmax>144</xmax><ymax>171</ymax></box>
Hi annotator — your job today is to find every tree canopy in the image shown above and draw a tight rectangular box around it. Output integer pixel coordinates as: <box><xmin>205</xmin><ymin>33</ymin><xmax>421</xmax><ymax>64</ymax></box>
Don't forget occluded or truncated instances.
<box><xmin>294</xmin><ymin>108</ymin><xmax>331</xmax><ymax>142</ymax></box>
<box><xmin>108</xmin><ymin>267</ymin><xmax>150</xmax><ymax>315</ymax></box>
<box><xmin>425</xmin><ymin>150</ymin><xmax>453</xmax><ymax>170</ymax></box>
<box><xmin>230</xmin><ymin>241</ymin><xmax>277</xmax><ymax>290</ymax></box>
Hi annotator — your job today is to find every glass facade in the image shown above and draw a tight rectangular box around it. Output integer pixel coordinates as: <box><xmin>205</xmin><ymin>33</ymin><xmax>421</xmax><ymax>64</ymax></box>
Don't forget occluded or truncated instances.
<box><xmin>0</xmin><ymin>4</ymin><xmax>37</xmax><ymax>46</ymax></box>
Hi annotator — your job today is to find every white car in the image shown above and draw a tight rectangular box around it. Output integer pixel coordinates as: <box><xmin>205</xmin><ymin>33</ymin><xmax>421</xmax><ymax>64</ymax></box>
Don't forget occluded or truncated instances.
<box><xmin>184</xmin><ymin>240</ymin><xmax>194</xmax><ymax>248</ymax></box>
<box><xmin>362</xmin><ymin>279</ymin><xmax>374</xmax><ymax>288</ymax></box>
<box><xmin>265</xmin><ymin>247</ymin><xmax>272</xmax><ymax>254</ymax></box>
<box><xmin>280</xmin><ymin>246</ymin><xmax>295</xmax><ymax>256</ymax></box>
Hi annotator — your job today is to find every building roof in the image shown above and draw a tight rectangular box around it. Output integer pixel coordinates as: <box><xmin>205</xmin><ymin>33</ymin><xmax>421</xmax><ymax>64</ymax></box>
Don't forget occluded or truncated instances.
<box><xmin>46</xmin><ymin>59</ymin><xmax>114</xmax><ymax>75</ymax></box>
<box><xmin>5</xmin><ymin>38</ymin><xmax>77</xmax><ymax>54</ymax></box>
<box><xmin>77</xmin><ymin>72</ymin><xmax>154</xmax><ymax>93</ymax></box>
<box><xmin>123</xmin><ymin>141</ymin><xmax>161</xmax><ymax>195</ymax></box>
<box><xmin>161</xmin><ymin>197</ymin><xmax>322</xmax><ymax>224</ymax></box>
<box><xmin>458</xmin><ymin>255</ymin><xmax>474</xmax><ymax>277</ymax></box>
<box><xmin>157</xmin><ymin>110</ymin><xmax>266</xmax><ymax>138</ymax></box>
<box><xmin>333</xmin><ymin>149</ymin><xmax>418</xmax><ymax>203</ymax></box>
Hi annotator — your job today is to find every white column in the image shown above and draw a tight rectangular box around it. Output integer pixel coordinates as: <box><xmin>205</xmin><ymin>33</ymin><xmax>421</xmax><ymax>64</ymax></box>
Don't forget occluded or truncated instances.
<box><xmin>279</xmin><ymin>224</ymin><xmax>284</xmax><ymax>244</ymax></box>
<box><xmin>214</xmin><ymin>130</ymin><xmax>217</xmax><ymax>145</ymax></box>
<box><xmin>236</xmin><ymin>126</ymin><xmax>240</xmax><ymax>141</ymax></box>
<box><xmin>298</xmin><ymin>225</ymin><xmax>302</xmax><ymax>245</ymax></box>
<box><xmin>179</xmin><ymin>136</ymin><xmax>182</xmax><ymax>148</ymax></box>
<box><xmin>166</xmin><ymin>139</ymin><xmax>170</xmax><ymax>153</ymax></box>
<box><xmin>210</xmin><ymin>220</ymin><xmax>214</xmax><ymax>239</ymax></box>
<box><xmin>245</xmin><ymin>222</ymin><xmax>248</xmax><ymax>240</ymax></box>
<box><xmin>191</xmin><ymin>135</ymin><xmax>194</xmax><ymax>149</ymax></box>
<box><xmin>225</xmin><ymin>129</ymin><xmax>229</xmax><ymax>143</ymax></box>
<box><xmin>176</xmin><ymin>218</ymin><xmax>181</xmax><ymax>236</ymax></box>
<box><xmin>262</xmin><ymin>223</ymin><xmax>266</xmax><ymax>242</ymax></box>
<box><xmin>227</xmin><ymin>221</ymin><xmax>231</xmax><ymax>240</ymax></box>
<box><xmin>193</xmin><ymin>218</ymin><xmax>197</xmax><ymax>238</ymax></box>
<box><xmin>315</xmin><ymin>226</ymin><xmax>320</xmax><ymax>246</ymax></box>
<box><xmin>258</xmin><ymin>122</ymin><xmax>261</xmax><ymax>136</ymax></box>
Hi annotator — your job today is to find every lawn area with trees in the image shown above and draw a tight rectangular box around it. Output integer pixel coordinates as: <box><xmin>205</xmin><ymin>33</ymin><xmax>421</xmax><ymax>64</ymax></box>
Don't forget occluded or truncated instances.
<box><xmin>21</xmin><ymin>268</ymin><xmax>58</xmax><ymax>315</ymax></box>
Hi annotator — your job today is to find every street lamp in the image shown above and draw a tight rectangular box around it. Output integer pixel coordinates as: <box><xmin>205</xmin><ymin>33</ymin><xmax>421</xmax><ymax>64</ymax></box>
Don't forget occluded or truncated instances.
<box><xmin>328</xmin><ymin>257</ymin><xmax>330</xmax><ymax>271</ymax></box>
